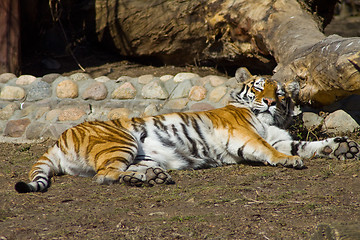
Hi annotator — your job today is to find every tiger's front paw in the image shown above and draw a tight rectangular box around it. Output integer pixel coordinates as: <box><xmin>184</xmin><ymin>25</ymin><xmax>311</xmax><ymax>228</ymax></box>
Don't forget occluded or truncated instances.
<box><xmin>329</xmin><ymin>137</ymin><xmax>360</xmax><ymax>160</ymax></box>
<box><xmin>269</xmin><ymin>155</ymin><xmax>304</xmax><ymax>169</ymax></box>
<box><xmin>145</xmin><ymin>167</ymin><xmax>175</xmax><ymax>186</ymax></box>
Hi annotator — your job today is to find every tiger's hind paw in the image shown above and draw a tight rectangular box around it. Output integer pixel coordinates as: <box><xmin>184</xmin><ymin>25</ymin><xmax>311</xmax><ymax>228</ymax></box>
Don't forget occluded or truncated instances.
<box><xmin>145</xmin><ymin>167</ymin><xmax>175</xmax><ymax>186</ymax></box>
<box><xmin>331</xmin><ymin>137</ymin><xmax>360</xmax><ymax>160</ymax></box>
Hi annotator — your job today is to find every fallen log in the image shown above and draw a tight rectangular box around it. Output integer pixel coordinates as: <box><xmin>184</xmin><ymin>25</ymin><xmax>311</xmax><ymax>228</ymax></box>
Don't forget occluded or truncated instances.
<box><xmin>95</xmin><ymin>0</ymin><xmax>360</xmax><ymax>106</ymax></box>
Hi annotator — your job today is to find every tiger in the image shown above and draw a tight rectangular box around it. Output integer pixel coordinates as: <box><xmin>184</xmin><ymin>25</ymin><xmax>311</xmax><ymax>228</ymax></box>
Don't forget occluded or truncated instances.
<box><xmin>15</xmin><ymin>69</ymin><xmax>360</xmax><ymax>193</ymax></box>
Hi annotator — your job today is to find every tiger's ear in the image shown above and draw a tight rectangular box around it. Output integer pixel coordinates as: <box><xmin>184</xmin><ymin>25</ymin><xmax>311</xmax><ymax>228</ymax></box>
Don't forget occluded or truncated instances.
<box><xmin>235</xmin><ymin>67</ymin><xmax>252</xmax><ymax>83</ymax></box>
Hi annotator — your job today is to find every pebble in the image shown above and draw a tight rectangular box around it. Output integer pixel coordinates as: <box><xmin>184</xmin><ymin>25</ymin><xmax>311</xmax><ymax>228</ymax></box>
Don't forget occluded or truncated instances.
<box><xmin>4</xmin><ymin>118</ymin><xmax>31</xmax><ymax>137</ymax></box>
<box><xmin>69</xmin><ymin>73</ymin><xmax>91</xmax><ymax>82</ymax></box>
<box><xmin>0</xmin><ymin>103</ymin><xmax>18</xmax><ymax>120</ymax></box>
<box><xmin>107</xmin><ymin>108</ymin><xmax>131</xmax><ymax>120</ymax></box>
<box><xmin>56</xmin><ymin>79</ymin><xmax>79</xmax><ymax>98</ymax></box>
<box><xmin>173</xmin><ymin>72</ymin><xmax>200</xmax><ymax>82</ymax></box>
<box><xmin>138</xmin><ymin>74</ymin><xmax>154</xmax><ymax>84</ymax></box>
<box><xmin>0</xmin><ymin>86</ymin><xmax>26</xmax><ymax>100</ymax></box>
<box><xmin>170</xmin><ymin>80</ymin><xmax>192</xmax><ymax>99</ymax></box>
<box><xmin>142</xmin><ymin>80</ymin><xmax>169</xmax><ymax>99</ymax></box>
<box><xmin>58</xmin><ymin>108</ymin><xmax>86</xmax><ymax>121</ymax></box>
<box><xmin>0</xmin><ymin>72</ymin><xmax>16</xmax><ymax>83</ymax></box>
<box><xmin>163</xmin><ymin>98</ymin><xmax>189</xmax><ymax>110</ymax></box>
<box><xmin>111</xmin><ymin>82</ymin><xmax>137</xmax><ymax>99</ymax></box>
<box><xmin>82</xmin><ymin>82</ymin><xmax>108</xmax><ymax>100</ymax></box>
<box><xmin>42</xmin><ymin>73</ymin><xmax>61</xmax><ymax>83</ymax></box>
<box><xmin>26</xmin><ymin>81</ymin><xmax>52</xmax><ymax>101</ymax></box>
<box><xmin>189</xmin><ymin>86</ymin><xmax>207</xmax><ymax>101</ymax></box>
<box><xmin>209</xmin><ymin>86</ymin><xmax>227</xmax><ymax>103</ymax></box>
<box><xmin>16</xmin><ymin>75</ymin><xmax>37</xmax><ymax>85</ymax></box>
<box><xmin>95</xmin><ymin>76</ymin><xmax>111</xmax><ymax>82</ymax></box>
<box><xmin>160</xmin><ymin>75</ymin><xmax>173</xmax><ymax>82</ymax></box>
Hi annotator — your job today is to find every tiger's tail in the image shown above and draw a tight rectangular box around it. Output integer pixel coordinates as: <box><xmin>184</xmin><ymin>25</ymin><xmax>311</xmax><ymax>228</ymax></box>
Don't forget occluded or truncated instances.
<box><xmin>15</xmin><ymin>146</ymin><xmax>60</xmax><ymax>193</ymax></box>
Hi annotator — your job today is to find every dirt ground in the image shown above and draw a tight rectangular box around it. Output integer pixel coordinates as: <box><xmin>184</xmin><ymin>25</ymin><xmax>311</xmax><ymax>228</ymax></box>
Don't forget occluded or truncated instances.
<box><xmin>1</xmin><ymin>139</ymin><xmax>360</xmax><ymax>240</ymax></box>
<box><xmin>1</xmin><ymin>14</ymin><xmax>360</xmax><ymax>240</ymax></box>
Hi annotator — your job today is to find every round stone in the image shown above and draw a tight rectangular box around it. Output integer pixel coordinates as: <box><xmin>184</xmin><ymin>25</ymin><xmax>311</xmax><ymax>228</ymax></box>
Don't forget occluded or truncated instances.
<box><xmin>209</xmin><ymin>86</ymin><xmax>228</xmax><ymax>103</ymax></box>
<box><xmin>107</xmin><ymin>108</ymin><xmax>131</xmax><ymax>120</ymax></box>
<box><xmin>163</xmin><ymin>98</ymin><xmax>189</xmax><ymax>110</ymax></box>
<box><xmin>42</xmin><ymin>73</ymin><xmax>61</xmax><ymax>83</ymax></box>
<box><xmin>189</xmin><ymin>86</ymin><xmax>207</xmax><ymax>101</ymax></box>
<box><xmin>138</xmin><ymin>74</ymin><xmax>154</xmax><ymax>84</ymax></box>
<box><xmin>16</xmin><ymin>75</ymin><xmax>37</xmax><ymax>85</ymax></box>
<box><xmin>0</xmin><ymin>86</ymin><xmax>26</xmax><ymax>100</ymax></box>
<box><xmin>82</xmin><ymin>82</ymin><xmax>108</xmax><ymax>100</ymax></box>
<box><xmin>95</xmin><ymin>76</ymin><xmax>111</xmax><ymax>82</ymax></box>
<box><xmin>173</xmin><ymin>73</ymin><xmax>200</xmax><ymax>83</ymax></box>
<box><xmin>26</xmin><ymin>81</ymin><xmax>52</xmax><ymax>101</ymax></box>
<box><xmin>58</xmin><ymin>107</ymin><xmax>86</xmax><ymax>121</ymax></box>
<box><xmin>4</xmin><ymin>118</ymin><xmax>31</xmax><ymax>137</ymax></box>
<box><xmin>142</xmin><ymin>80</ymin><xmax>169</xmax><ymax>99</ymax></box>
<box><xmin>111</xmin><ymin>82</ymin><xmax>137</xmax><ymax>99</ymax></box>
<box><xmin>160</xmin><ymin>75</ymin><xmax>173</xmax><ymax>82</ymax></box>
<box><xmin>56</xmin><ymin>80</ymin><xmax>79</xmax><ymax>98</ymax></box>
<box><xmin>0</xmin><ymin>73</ymin><xmax>16</xmax><ymax>83</ymax></box>
<box><xmin>69</xmin><ymin>73</ymin><xmax>91</xmax><ymax>82</ymax></box>
<box><xmin>0</xmin><ymin>103</ymin><xmax>18</xmax><ymax>120</ymax></box>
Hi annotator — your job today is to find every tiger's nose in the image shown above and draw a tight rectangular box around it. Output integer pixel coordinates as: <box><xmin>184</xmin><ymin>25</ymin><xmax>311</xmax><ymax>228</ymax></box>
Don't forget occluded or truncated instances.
<box><xmin>263</xmin><ymin>98</ymin><xmax>276</xmax><ymax>106</ymax></box>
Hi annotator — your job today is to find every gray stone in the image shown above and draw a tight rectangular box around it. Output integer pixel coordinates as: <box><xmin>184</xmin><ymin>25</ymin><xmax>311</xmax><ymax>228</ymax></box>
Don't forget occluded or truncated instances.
<box><xmin>322</xmin><ymin>110</ymin><xmax>360</xmax><ymax>133</ymax></box>
<box><xmin>4</xmin><ymin>118</ymin><xmax>31</xmax><ymax>137</ymax></box>
<box><xmin>82</xmin><ymin>82</ymin><xmax>108</xmax><ymax>100</ymax></box>
<box><xmin>163</xmin><ymin>98</ymin><xmax>189</xmax><ymax>110</ymax></box>
<box><xmin>209</xmin><ymin>86</ymin><xmax>228</xmax><ymax>103</ymax></box>
<box><xmin>26</xmin><ymin>81</ymin><xmax>52</xmax><ymax>101</ymax></box>
<box><xmin>173</xmin><ymin>73</ymin><xmax>200</xmax><ymax>82</ymax></box>
<box><xmin>138</xmin><ymin>74</ymin><xmax>154</xmax><ymax>84</ymax></box>
<box><xmin>303</xmin><ymin>112</ymin><xmax>324</xmax><ymax>129</ymax></box>
<box><xmin>0</xmin><ymin>73</ymin><xmax>16</xmax><ymax>83</ymax></box>
<box><xmin>25</xmin><ymin>122</ymin><xmax>48</xmax><ymax>140</ymax></box>
<box><xmin>0</xmin><ymin>103</ymin><xmax>18</xmax><ymax>120</ymax></box>
<box><xmin>142</xmin><ymin>80</ymin><xmax>169</xmax><ymax>99</ymax></box>
<box><xmin>160</xmin><ymin>75</ymin><xmax>173</xmax><ymax>82</ymax></box>
<box><xmin>170</xmin><ymin>80</ymin><xmax>192</xmax><ymax>99</ymax></box>
<box><xmin>94</xmin><ymin>76</ymin><xmax>111</xmax><ymax>82</ymax></box>
<box><xmin>69</xmin><ymin>73</ymin><xmax>91</xmax><ymax>82</ymax></box>
<box><xmin>42</xmin><ymin>73</ymin><xmax>61</xmax><ymax>83</ymax></box>
<box><xmin>111</xmin><ymin>82</ymin><xmax>137</xmax><ymax>99</ymax></box>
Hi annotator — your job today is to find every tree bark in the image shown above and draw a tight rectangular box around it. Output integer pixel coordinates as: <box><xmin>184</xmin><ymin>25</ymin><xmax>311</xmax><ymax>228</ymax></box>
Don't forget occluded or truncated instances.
<box><xmin>0</xmin><ymin>0</ymin><xmax>20</xmax><ymax>74</ymax></box>
<box><xmin>95</xmin><ymin>0</ymin><xmax>360</xmax><ymax>106</ymax></box>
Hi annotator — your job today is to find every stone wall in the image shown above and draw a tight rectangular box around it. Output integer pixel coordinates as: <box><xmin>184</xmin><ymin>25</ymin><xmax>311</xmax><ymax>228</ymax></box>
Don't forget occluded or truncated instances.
<box><xmin>0</xmin><ymin>72</ymin><xmax>238</xmax><ymax>142</ymax></box>
<box><xmin>1</xmin><ymin>71</ymin><xmax>359</xmax><ymax>143</ymax></box>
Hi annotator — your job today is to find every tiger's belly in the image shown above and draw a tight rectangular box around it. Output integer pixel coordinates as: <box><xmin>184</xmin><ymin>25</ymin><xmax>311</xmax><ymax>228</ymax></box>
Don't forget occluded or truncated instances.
<box><xmin>137</xmin><ymin>135</ymin><xmax>236</xmax><ymax>170</ymax></box>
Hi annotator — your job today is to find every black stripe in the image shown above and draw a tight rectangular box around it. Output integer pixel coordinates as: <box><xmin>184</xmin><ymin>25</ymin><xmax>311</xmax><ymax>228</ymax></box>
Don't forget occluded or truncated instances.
<box><xmin>291</xmin><ymin>142</ymin><xmax>301</xmax><ymax>156</ymax></box>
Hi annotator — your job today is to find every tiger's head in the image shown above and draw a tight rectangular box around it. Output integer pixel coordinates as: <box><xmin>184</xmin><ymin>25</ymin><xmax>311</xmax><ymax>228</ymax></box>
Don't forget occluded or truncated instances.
<box><xmin>230</xmin><ymin>68</ymin><xmax>299</xmax><ymax>127</ymax></box>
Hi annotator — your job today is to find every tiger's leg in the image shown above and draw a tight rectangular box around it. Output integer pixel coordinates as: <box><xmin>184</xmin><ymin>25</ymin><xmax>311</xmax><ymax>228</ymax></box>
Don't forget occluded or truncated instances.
<box><xmin>272</xmin><ymin>137</ymin><xmax>360</xmax><ymax>160</ymax></box>
<box><xmin>265</xmin><ymin>126</ymin><xmax>360</xmax><ymax>160</ymax></box>
<box><xmin>124</xmin><ymin>159</ymin><xmax>174</xmax><ymax>186</ymax></box>
<box><xmin>91</xmin><ymin>142</ymin><xmax>141</xmax><ymax>185</ymax></box>
<box><xmin>225</xmin><ymin>129</ymin><xmax>304</xmax><ymax>168</ymax></box>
